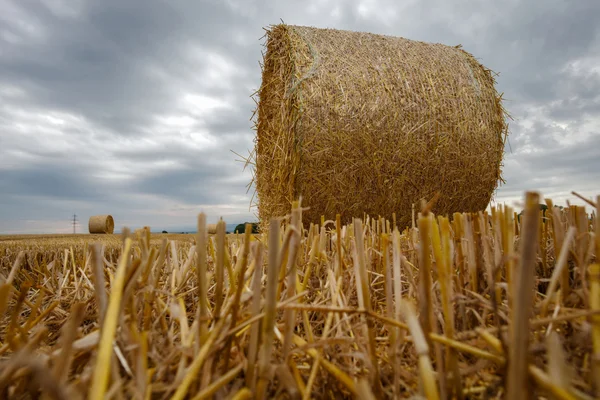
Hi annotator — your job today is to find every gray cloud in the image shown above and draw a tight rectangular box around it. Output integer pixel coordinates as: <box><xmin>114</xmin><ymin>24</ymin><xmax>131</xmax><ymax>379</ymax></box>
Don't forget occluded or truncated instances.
<box><xmin>1</xmin><ymin>0</ymin><xmax>599</xmax><ymax>233</ymax></box>
<box><xmin>0</xmin><ymin>164</ymin><xmax>113</xmax><ymax>201</ymax></box>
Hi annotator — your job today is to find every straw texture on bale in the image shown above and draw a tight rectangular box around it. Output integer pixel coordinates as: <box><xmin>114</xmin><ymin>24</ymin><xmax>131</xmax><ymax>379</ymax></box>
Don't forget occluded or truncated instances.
<box><xmin>88</xmin><ymin>215</ymin><xmax>114</xmax><ymax>234</ymax></box>
<box><xmin>253</xmin><ymin>24</ymin><xmax>508</xmax><ymax>229</ymax></box>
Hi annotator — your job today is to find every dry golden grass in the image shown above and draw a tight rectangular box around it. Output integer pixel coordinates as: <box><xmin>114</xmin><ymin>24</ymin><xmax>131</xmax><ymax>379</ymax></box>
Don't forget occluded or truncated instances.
<box><xmin>0</xmin><ymin>191</ymin><xmax>598</xmax><ymax>399</ymax></box>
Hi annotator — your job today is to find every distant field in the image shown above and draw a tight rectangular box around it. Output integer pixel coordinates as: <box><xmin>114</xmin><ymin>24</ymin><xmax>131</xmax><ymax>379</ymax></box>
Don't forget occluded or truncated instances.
<box><xmin>0</xmin><ymin>233</ymin><xmax>196</xmax><ymax>245</ymax></box>
<box><xmin>0</xmin><ymin>232</ymin><xmax>248</xmax><ymax>270</ymax></box>
<box><xmin>0</xmin><ymin>233</ymin><xmax>200</xmax><ymax>270</ymax></box>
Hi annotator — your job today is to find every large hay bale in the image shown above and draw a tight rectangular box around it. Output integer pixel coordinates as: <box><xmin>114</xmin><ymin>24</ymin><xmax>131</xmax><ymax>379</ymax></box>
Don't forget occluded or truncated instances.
<box><xmin>253</xmin><ymin>24</ymin><xmax>508</xmax><ymax>229</ymax></box>
<box><xmin>88</xmin><ymin>215</ymin><xmax>114</xmax><ymax>234</ymax></box>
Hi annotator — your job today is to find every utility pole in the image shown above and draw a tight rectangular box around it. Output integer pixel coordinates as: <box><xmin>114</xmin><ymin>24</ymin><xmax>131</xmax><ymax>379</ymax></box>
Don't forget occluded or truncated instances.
<box><xmin>72</xmin><ymin>214</ymin><xmax>79</xmax><ymax>234</ymax></box>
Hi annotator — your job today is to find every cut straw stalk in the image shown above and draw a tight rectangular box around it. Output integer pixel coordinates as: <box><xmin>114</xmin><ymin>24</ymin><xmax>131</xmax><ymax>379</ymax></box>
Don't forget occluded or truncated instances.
<box><xmin>392</xmin><ymin>228</ymin><xmax>403</xmax><ymax>339</ymax></box>
<box><xmin>196</xmin><ymin>213</ymin><xmax>209</xmax><ymax>345</ymax></box>
<box><xmin>540</xmin><ymin>209</ymin><xmax>547</xmax><ymax>275</ymax></box>
<box><xmin>390</xmin><ymin>227</ymin><xmax>405</xmax><ymax>396</ymax></box>
<box><xmin>503</xmin><ymin>205</ymin><xmax>515</xmax><ymax>313</ymax></box>
<box><xmin>528</xmin><ymin>365</ymin><xmax>578</xmax><ymax>400</ymax></box>
<box><xmin>191</xmin><ymin>363</ymin><xmax>244</xmax><ymax>400</ymax></box>
<box><xmin>230</xmin><ymin>388</ymin><xmax>252</xmax><ymax>400</ymax></box>
<box><xmin>91</xmin><ymin>244</ymin><xmax>107</xmax><ymax>325</ymax></box>
<box><xmin>273</xmin><ymin>326</ymin><xmax>357</xmax><ymax>395</ymax></box>
<box><xmin>23</xmin><ymin>288</ymin><xmax>46</xmax><ymax>333</ymax></box>
<box><xmin>452</xmin><ymin>212</ymin><xmax>467</xmax><ymax>331</ymax></box>
<box><xmin>356</xmin><ymin>378</ymin><xmax>376</xmax><ymax>400</ymax></box>
<box><xmin>171</xmin><ymin>298</ymin><xmax>234</xmax><ymax>400</ymax></box>
<box><xmin>590</xmin><ymin>263</ymin><xmax>600</xmax><ymax>397</ymax></box>
<box><xmin>418</xmin><ymin>211</ymin><xmax>446</xmax><ymax>397</ymax></box>
<box><xmin>88</xmin><ymin>237</ymin><xmax>132</xmax><ymax>400</ymax></box>
<box><xmin>417</xmin><ymin>213</ymin><xmax>434</xmax><ymax>350</ymax></box>
<box><xmin>214</xmin><ymin>219</ymin><xmax>226</xmax><ymax>319</ymax></box>
<box><xmin>275</xmin><ymin>364</ymin><xmax>299</xmax><ymax>398</ymax></box>
<box><xmin>283</xmin><ymin>200</ymin><xmax>302</xmax><ymax>361</ymax></box>
<box><xmin>482</xmin><ymin>327</ymin><xmax>578</xmax><ymax>400</ymax></box>
<box><xmin>596</xmin><ymin>195</ymin><xmax>600</xmax><ymax>267</ymax></box>
<box><xmin>401</xmin><ymin>300</ymin><xmax>440</xmax><ymax>400</ymax></box>
<box><xmin>256</xmin><ymin>219</ymin><xmax>281</xmax><ymax>399</ymax></box>
<box><xmin>491</xmin><ymin>210</ymin><xmax>504</xmax><ymax>312</ymax></box>
<box><xmin>246</xmin><ymin>242</ymin><xmax>264</xmax><ymax>390</ymax></box>
<box><xmin>336</xmin><ymin>213</ymin><xmax>343</xmax><ymax>277</ymax></box>
<box><xmin>0</xmin><ymin>355</ymin><xmax>69</xmax><ymax>399</ymax></box>
<box><xmin>302</xmin><ymin>269</ymin><xmax>340</xmax><ymax>399</ymax></box>
<box><xmin>299</xmin><ymin>234</ymin><xmax>319</xmax><ymax>345</ymax></box>
<box><xmin>507</xmin><ymin>191</ymin><xmax>541</xmax><ymax>399</ymax></box>
<box><xmin>353</xmin><ymin>218</ymin><xmax>383</xmax><ymax>397</ymax></box>
<box><xmin>0</xmin><ymin>283</ymin><xmax>13</xmax><ymax>320</ymax></box>
<box><xmin>52</xmin><ymin>302</ymin><xmax>86</xmax><ymax>384</ymax></box>
<box><xmin>436</xmin><ymin>216</ymin><xmax>463</xmax><ymax>396</ymax></box>
<box><xmin>5</xmin><ymin>250</ymin><xmax>24</xmax><ymax>286</ymax></box>
<box><xmin>595</xmin><ymin>194</ymin><xmax>600</xmax><ymax>397</ymax></box>
<box><xmin>463</xmin><ymin>214</ymin><xmax>478</xmax><ymax>302</ymax></box>
<box><xmin>0</xmin><ymin>326</ymin><xmax>49</xmax><ymax>378</ymax></box>
<box><xmin>550</xmin><ymin>204</ymin><xmax>569</xmax><ymax>298</ymax></box>
<box><xmin>222</xmin><ymin>223</ymin><xmax>252</xmax><ymax>375</ymax></box>
<box><xmin>540</xmin><ymin>226</ymin><xmax>577</xmax><ymax>317</ymax></box>
<box><xmin>382</xmin><ymin>233</ymin><xmax>396</xmax><ymax>353</ymax></box>
<box><xmin>135</xmin><ymin>330</ymin><xmax>149</xmax><ymax>400</ymax></box>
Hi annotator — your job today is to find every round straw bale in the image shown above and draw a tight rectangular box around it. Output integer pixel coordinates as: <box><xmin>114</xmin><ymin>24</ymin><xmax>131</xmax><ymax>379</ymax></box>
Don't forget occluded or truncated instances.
<box><xmin>253</xmin><ymin>24</ymin><xmax>509</xmax><ymax>229</ymax></box>
<box><xmin>134</xmin><ymin>226</ymin><xmax>151</xmax><ymax>236</ymax></box>
<box><xmin>207</xmin><ymin>224</ymin><xmax>218</xmax><ymax>235</ymax></box>
<box><xmin>88</xmin><ymin>215</ymin><xmax>115</xmax><ymax>234</ymax></box>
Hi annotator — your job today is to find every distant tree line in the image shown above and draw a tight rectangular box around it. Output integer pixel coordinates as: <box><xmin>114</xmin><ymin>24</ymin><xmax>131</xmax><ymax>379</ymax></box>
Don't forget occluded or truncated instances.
<box><xmin>159</xmin><ymin>223</ymin><xmax>260</xmax><ymax>235</ymax></box>
<box><xmin>234</xmin><ymin>222</ymin><xmax>260</xmax><ymax>234</ymax></box>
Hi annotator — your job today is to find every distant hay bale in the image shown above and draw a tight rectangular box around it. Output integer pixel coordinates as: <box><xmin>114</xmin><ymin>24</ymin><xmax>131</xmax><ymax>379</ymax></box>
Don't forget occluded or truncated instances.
<box><xmin>88</xmin><ymin>215</ymin><xmax>114</xmax><ymax>234</ymax></box>
<box><xmin>253</xmin><ymin>24</ymin><xmax>509</xmax><ymax>229</ymax></box>
<box><xmin>134</xmin><ymin>226</ymin><xmax>151</xmax><ymax>236</ymax></box>
<box><xmin>207</xmin><ymin>224</ymin><xmax>218</xmax><ymax>235</ymax></box>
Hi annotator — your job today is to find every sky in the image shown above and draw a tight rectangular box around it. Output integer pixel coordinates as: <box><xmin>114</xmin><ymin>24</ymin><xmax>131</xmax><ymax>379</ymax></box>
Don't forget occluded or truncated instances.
<box><xmin>1</xmin><ymin>0</ymin><xmax>599</xmax><ymax>234</ymax></box>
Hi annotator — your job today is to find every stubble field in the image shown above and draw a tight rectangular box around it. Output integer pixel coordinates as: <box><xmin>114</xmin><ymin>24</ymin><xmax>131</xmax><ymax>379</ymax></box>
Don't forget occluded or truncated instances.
<box><xmin>0</xmin><ymin>192</ymin><xmax>598</xmax><ymax>399</ymax></box>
